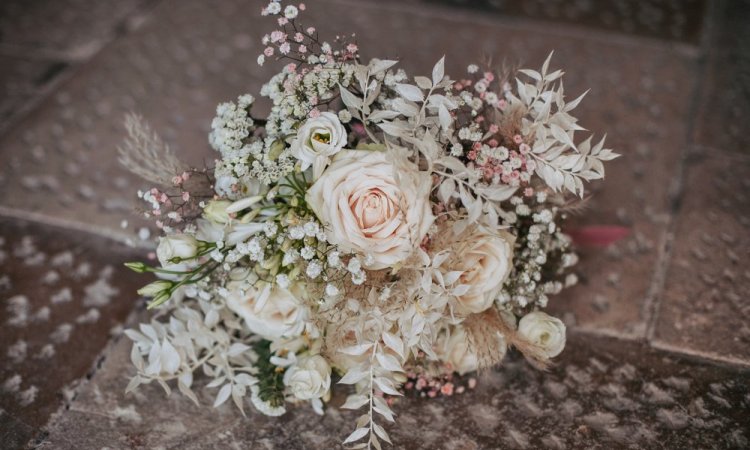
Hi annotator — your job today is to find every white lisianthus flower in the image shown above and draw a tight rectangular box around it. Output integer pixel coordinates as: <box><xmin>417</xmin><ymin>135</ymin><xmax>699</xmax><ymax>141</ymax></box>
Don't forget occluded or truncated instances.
<box><xmin>306</xmin><ymin>150</ymin><xmax>434</xmax><ymax>270</ymax></box>
<box><xmin>290</xmin><ymin>112</ymin><xmax>347</xmax><ymax>179</ymax></box>
<box><xmin>283</xmin><ymin>355</ymin><xmax>331</xmax><ymax>400</ymax></box>
<box><xmin>203</xmin><ymin>200</ymin><xmax>233</xmax><ymax>224</ymax></box>
<box><xmin>448</xmin><ymin>229</ymin><xmax>515</xmax><ymax>314</ymax></box>
<box><xmin>156</xmin><ymin>234</ymin><xmax>199</xmax><ymax>267</ymax></box>
<box><xmin>518</xmin><ymin>311</ymin><xmax>566</xmax><ymax>358</ymax></box>
<box><xmin>225</xmin><ymin>282</ymin><xmax>305</xmax><ymax>340</ymax></box>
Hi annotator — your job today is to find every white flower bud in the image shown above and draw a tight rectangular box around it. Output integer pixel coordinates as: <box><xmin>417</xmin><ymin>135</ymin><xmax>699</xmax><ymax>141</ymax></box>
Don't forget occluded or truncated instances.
<box><xmin>518</xmin><ymin>311</ymin><xmax>566</xmax><ymax>358</ymax></box>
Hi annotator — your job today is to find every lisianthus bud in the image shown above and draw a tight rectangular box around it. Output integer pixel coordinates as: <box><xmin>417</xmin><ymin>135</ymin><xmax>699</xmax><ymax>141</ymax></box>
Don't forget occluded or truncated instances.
<box><xmin>137</xmin><ymin>280</ymin><xmax>173</xmax><ymax>297</ymax></box>
<box><xmin>124</xmin><ymin>261</ymin><xmax>148</xmax><ymax>273</ymax></box>
<box><xmin>226</xmin><ymin>195</ymin><xmax>264</xmax><ymax>214</ymax></box>
<box><xmin>203</xmin><ymin>200</ymin><xmax>233</xmax><ymax>224</ymax></box>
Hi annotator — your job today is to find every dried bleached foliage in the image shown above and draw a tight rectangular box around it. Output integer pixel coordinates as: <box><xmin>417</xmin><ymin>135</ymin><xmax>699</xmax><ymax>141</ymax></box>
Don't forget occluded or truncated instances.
<box><xmin>118</xmin><ymin>113</ymin><xmax>187</xmax><ymax>186</ymax></box>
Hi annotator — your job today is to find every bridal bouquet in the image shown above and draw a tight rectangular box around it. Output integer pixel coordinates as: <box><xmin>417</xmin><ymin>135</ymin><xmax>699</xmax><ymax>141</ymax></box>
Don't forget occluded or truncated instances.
<box><xmin>121</xmin><ymin>1</ymin><xmax>618</xmax><ymax>447</ymax></box>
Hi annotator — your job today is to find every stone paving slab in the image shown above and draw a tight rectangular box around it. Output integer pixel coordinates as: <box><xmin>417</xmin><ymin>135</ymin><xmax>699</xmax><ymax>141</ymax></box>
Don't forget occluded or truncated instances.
<box><xmin>692</xmin><ymin>0</ymin><xmax>750</xmax><ymax>154</ymax></box>
<box><xmin>652</xmin><ymin>151</ymin><xmax>750</xmax><ymax>363</ymax></box>
<box><xmin>43</xmin><ymin>324</ymin><xmax>750</xmax><ymax>449</ymax></box>
<box><xmin>0</xmin><ymin>0</ymin><xmax>698</xmax><ymax>340</ymax></box>
<box><xmin>0</xmin><ymin>218</ymin><xmax>143</xmax><ymax>448</ymax></box>
<box><xmin>0</xmin><ymin>55</ymin><xmax>67</xmax><ymax>128</ymax></box>
<box><xmin>430</xmin><ymin>0</ymin><xmax>708</xmax><ymax>44</ymax></box>
<box><xmin>0</xmin><ymin>0</ymin><xmax>151</xmax><ymax>59</ymax></box>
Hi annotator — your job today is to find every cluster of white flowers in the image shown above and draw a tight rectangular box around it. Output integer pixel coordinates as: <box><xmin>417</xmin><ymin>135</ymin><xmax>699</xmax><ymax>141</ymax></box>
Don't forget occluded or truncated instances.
<box><xmin>123</xmin><ymin>2</ymin><xmax>618</xmax><ymax>448</ymax></box>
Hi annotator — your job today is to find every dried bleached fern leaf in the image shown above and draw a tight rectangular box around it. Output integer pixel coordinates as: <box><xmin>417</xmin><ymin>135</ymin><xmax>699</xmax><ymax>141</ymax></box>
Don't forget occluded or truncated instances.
<box><xmin>464</xmin><ymin>308</ymin><xmax>552</xmax><ymax>371</ymax></box>
<box><xmin>118</xmin><ymin>113</ymin><xmax>188</xmax><ymax>186</ymax></box>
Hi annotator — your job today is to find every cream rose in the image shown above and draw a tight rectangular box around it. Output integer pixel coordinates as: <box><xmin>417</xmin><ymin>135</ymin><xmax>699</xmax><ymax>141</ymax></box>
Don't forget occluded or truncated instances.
<box><xmin>291</xmin><ymin>112</ymin><xmax>347</xmax><ymax>178</ymax></box>
<box><xmin>441</xmin><ymin>327</ymin><xmax>478</xmax><ymax>375</ymax></box>
<box><xmin>449</xmin><ymin>229</ymin><xmax>515</xmax><ymax>314</ymax></box>
<box><xmin>439</xmin><ymin>326</ymin><xmax>507</xmax><ymax>375</ymax></box>
<box><xmin>518</xmin><ymin>311</ymin><xmax>566</xmax><ymax>358</ymax></box>
<box><xmin>306</xmin><ymin>150</ymin><xmax>434</xmax><ymax>270</ymax></box>
<box><xmin>156</xmin><ymin>234</ymin><xmax>199</xmax><ymax>267</ymax></box>
<box><xmin>225</xmin><ymin>283</ymin><xmax>305</xmax><ymax>340</ymax></box>
<box><xmin>283</xmin><ymin>355</ymin><xmax>332</xmax><ymax>400</ymax></box>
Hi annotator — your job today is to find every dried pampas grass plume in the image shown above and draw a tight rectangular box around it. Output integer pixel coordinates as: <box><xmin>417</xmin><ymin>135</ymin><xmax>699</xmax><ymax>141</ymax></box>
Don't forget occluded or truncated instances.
<box><xmin>118</xmin><ymin>113</ymin><xmax>188</xmax><ymax>186</ymax></box>
<box><xmin>464</xmin><ymin>308</ymin><xmax>552</xmax><ymax>371</ymax></box>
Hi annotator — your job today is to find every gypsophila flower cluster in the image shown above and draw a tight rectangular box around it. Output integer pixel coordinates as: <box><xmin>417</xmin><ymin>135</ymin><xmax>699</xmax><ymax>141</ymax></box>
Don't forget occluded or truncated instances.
<box><xmin>121</xmin><ymin>2</ymin><xmax>618</xmax><ymax>448</ymax></box>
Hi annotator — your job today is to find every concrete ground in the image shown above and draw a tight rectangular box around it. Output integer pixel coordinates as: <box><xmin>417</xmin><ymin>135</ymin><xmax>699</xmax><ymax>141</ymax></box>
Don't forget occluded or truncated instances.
<box><xmin>0</xmin><ymin>0</ymin><xmax>748</xmax><ymax>448</ymax></box>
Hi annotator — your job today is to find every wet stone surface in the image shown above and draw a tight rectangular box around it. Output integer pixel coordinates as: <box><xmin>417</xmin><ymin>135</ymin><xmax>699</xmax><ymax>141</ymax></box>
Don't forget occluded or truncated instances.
<box><xmin>43</xmin><ymin>330</ymin><xmax>750</xmax><ymax>449</ymax></box>
<box><xmin>0</xmin><ymin>0</ymin><xmax>697</xmax><ymax>338</ymax></box>
<box><xmin>0</xmin><ymin>218</ymin><xmax>143</xmax><ymax>448</ymax></box>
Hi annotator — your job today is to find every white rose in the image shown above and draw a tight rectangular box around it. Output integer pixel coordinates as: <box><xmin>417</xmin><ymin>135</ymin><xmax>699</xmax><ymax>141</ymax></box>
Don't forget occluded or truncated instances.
<box><xmin>156</xmin><ymin>234</ymin><xmax>199</xmax><ymax>267</ymax></box>
<box><xmin>306</xmin><ymin>150</ymin><xmax>434</xmax><ymax>270</ymax></box>
<box><xmin>225</xmin><ymin>283</ymin><xmax>305</xmax><ymax>340</ymax></box>
<box><xmin>290</xmin><ymin>112</ymin><xmax>347</xmax><ymax>179</ymax></box>
<box><xmin>449</xmin><ymin>229</ymin><xmax>515</xmax><ymax>314</ymax></box>
<box><xmin>518</xmin><ymin>311</ymin><xmax>566</xmax><ymax>358</ymax></box>
<box><xmin>283</xmin><ymin>355</ymin><xmax>331</xmax><ymax>400</ymax></box>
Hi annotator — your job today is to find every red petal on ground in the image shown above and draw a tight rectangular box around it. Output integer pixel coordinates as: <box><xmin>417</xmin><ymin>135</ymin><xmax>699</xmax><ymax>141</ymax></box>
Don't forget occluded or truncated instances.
<box><xmin>566</xmin><ymin>225</ymin><xmax>631</xmax><ymax>247</ymax></box>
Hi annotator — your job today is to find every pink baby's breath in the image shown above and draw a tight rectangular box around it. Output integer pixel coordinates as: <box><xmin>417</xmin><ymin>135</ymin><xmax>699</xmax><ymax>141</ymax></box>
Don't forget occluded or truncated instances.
<box><xmin>270</xmin><ymin>30</ymin><xmax>285</xmax><ymax>43</ymax></box>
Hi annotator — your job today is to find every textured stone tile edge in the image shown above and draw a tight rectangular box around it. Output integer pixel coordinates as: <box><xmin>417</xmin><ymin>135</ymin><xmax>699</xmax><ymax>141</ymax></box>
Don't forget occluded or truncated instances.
<box><xmin>573</xmin><ymin>326</ymin><xmax>750</xmax><ymax>370</ymax></box>
<box><xmin>649</xmin><ymin>339</ymin><xmax>750</xmax><ymax>371</ymax></box>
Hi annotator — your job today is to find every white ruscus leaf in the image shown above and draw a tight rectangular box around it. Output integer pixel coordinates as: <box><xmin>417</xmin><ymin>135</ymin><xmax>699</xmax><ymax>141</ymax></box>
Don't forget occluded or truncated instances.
<box><xmin>432</xmin><ymin>56</ymin><xmax>445</xmax><ymax>85</ymax></box>
<box><xmin>395</xmin><ymin>83</ymin><xmax>424</xmax><ymax>102</ymax></box>
<box><xmin>213</xmin><ymin>383</ymin><xmax>232</xmax><ymax>408</ymax></box>
<box><xmin>343</xmin><ymin>427</ymin><xmax>370</xmax><ymax>444</ymax></box>
<box><xmin>339</xmin><ymin>84</ymin><xmax>363</xmax><ymax>110</ymax></box>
